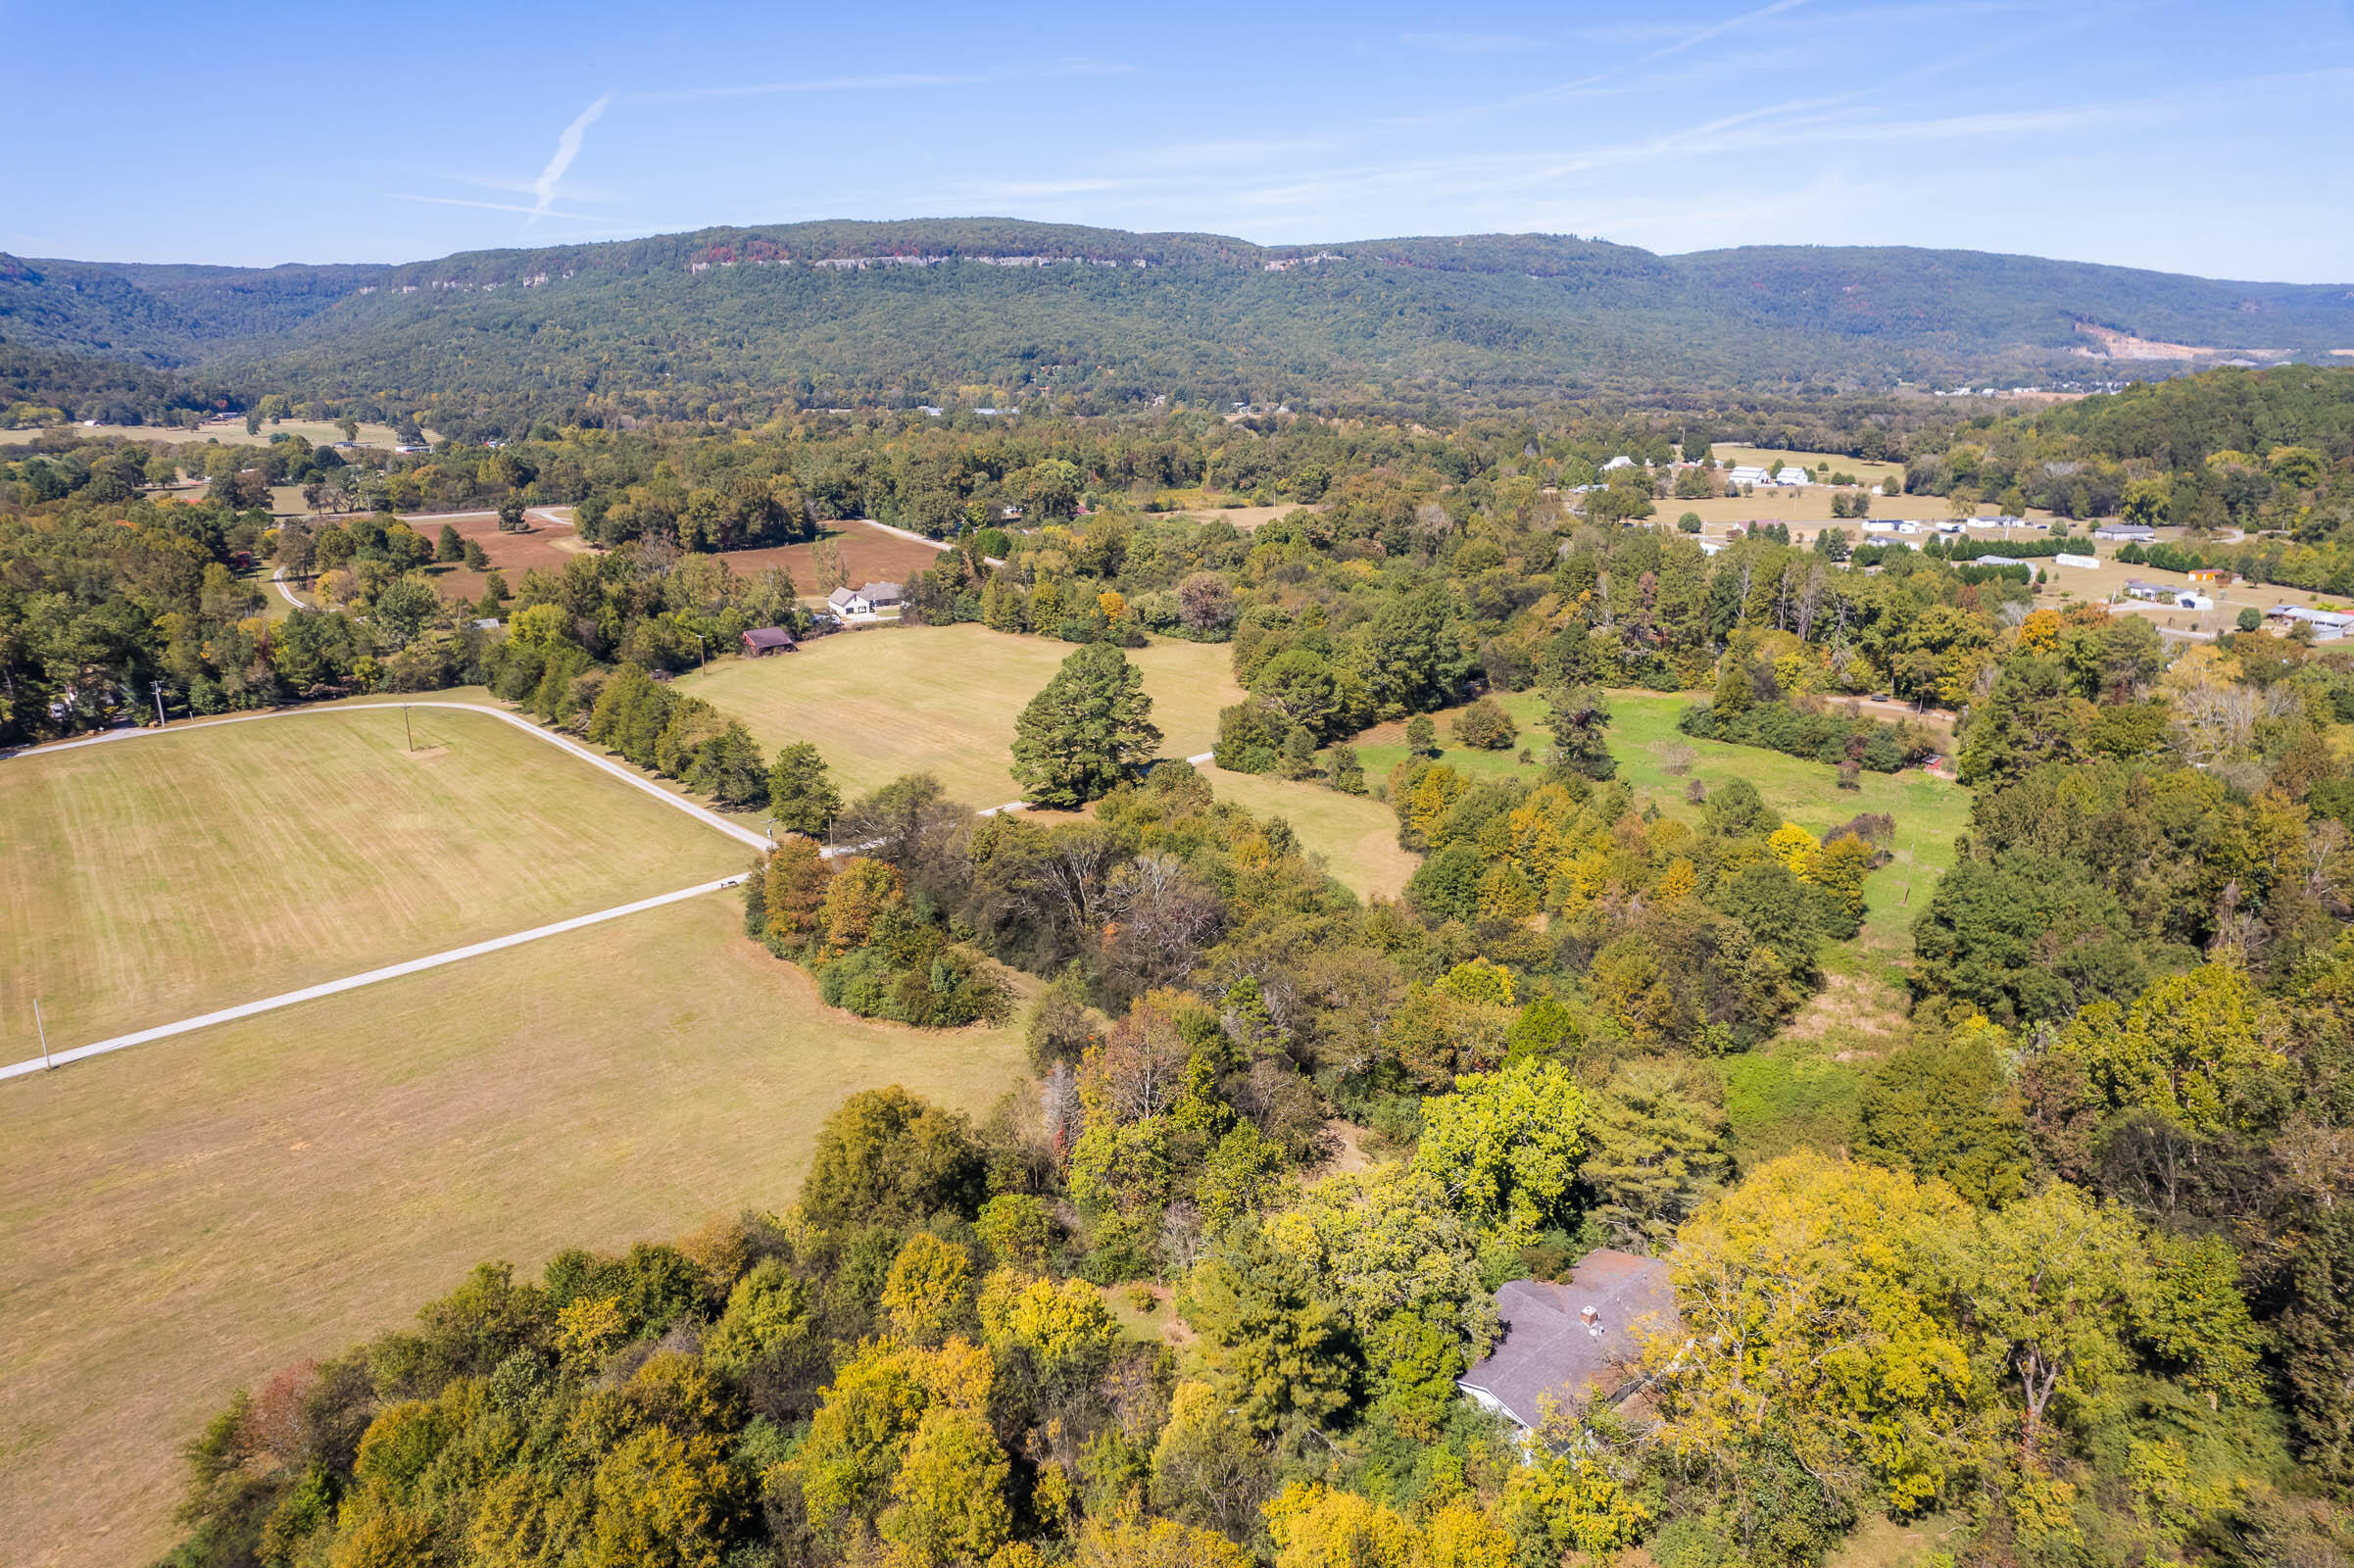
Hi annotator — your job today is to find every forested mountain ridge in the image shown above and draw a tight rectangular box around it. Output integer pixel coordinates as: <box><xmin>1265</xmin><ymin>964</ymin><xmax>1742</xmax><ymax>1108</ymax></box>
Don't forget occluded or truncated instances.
<box><xmin>5</xmin><ymin>220</ymin><xmax>2352</xmax><ymax>431</ymax></box>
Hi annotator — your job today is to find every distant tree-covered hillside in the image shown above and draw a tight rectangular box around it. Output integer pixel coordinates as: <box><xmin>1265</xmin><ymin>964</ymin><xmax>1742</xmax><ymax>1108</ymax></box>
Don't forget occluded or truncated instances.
<box><xmin>4</xmin><ymin>220</ymin><xmax>2350</xmax><ymax>433</ymax></box>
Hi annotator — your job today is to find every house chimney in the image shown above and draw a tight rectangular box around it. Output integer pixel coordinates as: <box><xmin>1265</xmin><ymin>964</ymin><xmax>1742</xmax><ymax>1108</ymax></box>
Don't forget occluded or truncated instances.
<box><xmin>1580</xmin><ymin>1304</ymin><xmax>1599</xmax><ymax>1327</ymax></box>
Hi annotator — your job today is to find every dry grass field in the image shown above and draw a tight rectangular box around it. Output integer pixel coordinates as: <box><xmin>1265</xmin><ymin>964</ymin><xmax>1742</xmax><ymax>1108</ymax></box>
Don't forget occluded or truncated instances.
<box><xmin>716</xmin><ymin>520</ymin><xmax>951</xmax><ymax>600</ymax></box>
<box><xmin>1202</xmin><ymin>767</ymin><xmax>1419</xmax><ymax>901</ymax></box>
<box><xmin>692</xmin><ymin>624</ymin><xmax>1242</xmax><ymax>805</ymax></box>
<box><xmin>0</xmin><ymin>706</ymin><xmax>746</xmax><ymax>1051</ymax></box>
<box><xmin>0</xmin><ymin>418</ymin><xmax>423</xmax><ymax>450</ymax></box>
<box><xmin>1160</xmin><ymin>502</ymin><xmax>1319</xmax><ymax>530</ymax></box>
<box><xmin>410</xmin><ymin>518</ymin><xmax>941</xmax><ymax>606</ymax></box>
<box><xmin>0</xmin><ymin>891</ymin><xmax>1030</xmax><ymax>1568</ymax></box>
<box><xmin>1707</xmin><ymin>443</ymin><xmax>1907</xmax><ymax>491</ymax></box>
<box><xmin>2030</xmin><ymin>555</ymin><xmax>2346</xmax><ymax>638</ymax></box>
<box><xmin>404</xmin><ymin>510</ymin><xmax>594</xmax><ymax>600</ymax></box>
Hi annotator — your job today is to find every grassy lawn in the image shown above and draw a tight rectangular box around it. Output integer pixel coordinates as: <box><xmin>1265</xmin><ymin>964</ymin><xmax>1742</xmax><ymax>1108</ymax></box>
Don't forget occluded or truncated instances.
<box><xmin>1354</xmin><ymin>690</ymin><xmax>1969</xmax><ymax>956</ymax></box>
<box><xmin>0</xmin><ymin>890</ymin><xmax>1030</xmax><ymax>1568</ymax></box>
<box><xmin>1351</xmin><ymin>689</ymin><xmax>1976</xmax><ymax>1164</ymax></box>
<box><xmin>0</xmin><ymin>706</ymin><xmax>747</xmax><ymax>1051</ymax></box>
<box><xmin>691</xmin><ymin>624</ymin><xmax>1242</xmax><ymax>806</ymax></box>
<box><xmin>1707</xmin><ymin>443</ymin><xmax>1908</xmax><ymax>492</ymax></box>
<box><xmin>1202</xmin><ymin>767</ymin><xmax>1418</xmax><ymax>901</ymax></box>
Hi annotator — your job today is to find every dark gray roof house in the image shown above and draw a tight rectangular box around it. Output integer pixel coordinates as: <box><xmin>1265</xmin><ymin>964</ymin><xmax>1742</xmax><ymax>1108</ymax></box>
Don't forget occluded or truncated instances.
<box><xmin>1458</xmin><ymin>1250</ymin><xmax>1679</xmax><ymax>1434</ymax></box>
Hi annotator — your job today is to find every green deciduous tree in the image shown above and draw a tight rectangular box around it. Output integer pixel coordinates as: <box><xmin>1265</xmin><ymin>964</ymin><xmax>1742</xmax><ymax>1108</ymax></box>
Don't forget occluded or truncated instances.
<box><xmin>1853</xmin><ymin>1018</ymin><xmax>2032</xmax><ymax>1207</ymax></box>
<box><xmin>801</xmin><ymin>1088</ymin><xmax>985</xmax><ymax>1229</ymax></box>
<box><xmin>882</xmin><ymin>1234</ymin><xmax>975</xmax><ymax>1347</ymax></box>
<box><xmin>880</xmin><ymin>1406</ymin><xmax>1011</xmax><ymax>1567</ymax></box>
<box><xmin>1950</xmin><ymin>1182</ymin><xmax>2141</xmax><ymax>1462</ymax></box>
<box><xmin>2038</xmin><ymin>963</ymin><xmax>2289</xmax><ymax>1139</ymax></box>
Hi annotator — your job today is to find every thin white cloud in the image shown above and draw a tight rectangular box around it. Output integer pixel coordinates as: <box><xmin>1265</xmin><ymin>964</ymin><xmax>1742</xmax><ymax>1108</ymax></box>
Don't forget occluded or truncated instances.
<box><xmin>1400</xmin><ymin>30</ymin><xmax>1543</xmax><ymax>54</ymax></box>
<box><xmin>631</xmin><ymin>74</ymin><xmax>979</xmax><ymax>106</ymax></box>
<box><xmin>1537</xmin><ymin>0</ymin><xmax>1816</xmax><ymax>103</ymax></box>
<box><xmin>531</xmin><ymin>94</ymin><xmax>611</xmax><ymax>224</ymax></box>
<box><xmin>1631</xmin><ymin>0</ymin><xmax>1815</xmax><ymax>65</ymax></box>
<box><xmin>964</xmin><ymin>177</ymin><xmax>1131</xmax><ymax>199</ymax></box>
<box><xmin>395</xmin><ymin>192</ymin><xmax>608</xmax><ymax>222</ymax></box>
<box><xmin>633</xmin><ymin>57</ymin><xmax>1129</xmax><ymax>106</ymax></box>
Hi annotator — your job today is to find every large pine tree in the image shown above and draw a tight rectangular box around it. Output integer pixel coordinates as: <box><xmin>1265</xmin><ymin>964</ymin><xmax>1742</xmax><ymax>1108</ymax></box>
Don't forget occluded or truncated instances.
<box><xmin>1010</xmin><ymin>642</ymin><xmax>1161</xmax><ymax>808</ymax></box>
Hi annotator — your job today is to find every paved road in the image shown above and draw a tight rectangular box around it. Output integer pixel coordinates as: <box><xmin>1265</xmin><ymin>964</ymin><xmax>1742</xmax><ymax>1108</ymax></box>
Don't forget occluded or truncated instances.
<box><xmin>0</xmin><ymin>697</ymin><xmax>1160</xmax><ymax>1079</ymax></box>
<box><xmin>0</xmin><ymin>876</ymin><xmax>744</xmax><ymax>1082</ymax></box>
<box><xmin>3</xmin><ymin>700</ymin><xmax>781</xmax><ymax>1081</ymax></box>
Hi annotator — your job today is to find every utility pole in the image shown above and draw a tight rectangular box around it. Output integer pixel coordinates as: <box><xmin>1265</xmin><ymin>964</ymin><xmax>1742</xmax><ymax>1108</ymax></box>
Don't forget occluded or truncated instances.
<box><xmin>151</xmin><ymin>681</ymin><xmax>167</xmax><ymax>728</ymax></box>
<box><xmin>403</xmin><ymin>704</ymin><xmax>415</xmax><ymax>753</ymax></box>
<box><xmin>696</xmin><ymin>633</ymin><xmax>709</xmax><ymax>678</ymax></box>
<box><xmin>34</xmin><ymin>999</ymin><xmax>50</xmax><ymax>1069</ymax></box>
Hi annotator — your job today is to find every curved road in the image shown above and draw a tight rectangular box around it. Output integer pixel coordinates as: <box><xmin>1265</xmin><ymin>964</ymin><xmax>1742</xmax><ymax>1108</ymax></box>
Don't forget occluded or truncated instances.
<box><xmin>3</xmin><ymin>698</ymin><xmax>1200</xmax><ymax>1079</ymax></box>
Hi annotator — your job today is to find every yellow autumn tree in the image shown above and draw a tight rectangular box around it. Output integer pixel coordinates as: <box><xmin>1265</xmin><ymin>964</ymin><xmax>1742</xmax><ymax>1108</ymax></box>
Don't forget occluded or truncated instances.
<box><xmin>1767</xmin><ymin>821</ymin><xmax>1819</xmax><ymax>878</ymax></box>
<box><xmin>818</xmin><ymin>856</ymin><xmax>906</xmax><ymax>956</ymax></box>
<box><xmin>1263</xmin><ymin>1483</ymin><xmax>1413</xmax><ymax>1568</ymax></box>
<box><xmin>880</xmin><ymin>1406</ymin><xmax>1012</xmax><ymax>1567</ymax></box>
<box><xmin>1072</xmin><ymin>1518</ymin><xmax>1252</xmax><ymax>1568</ymax></box>
<box><xmin>1643</xmin><ymin>1151</ymin><xmax>1983</xmax><ymax>1513</ymax></box>
<box><xmin>1808</xmin><ymin>833</ymin><xmax>1877</xmax><ymax>921</ymax></box>
<box><xmin>883</xmin><ymin>1234</ymin><xmax>974</xmax><ymax>1347</ymax></box>
<box><xmin>1407</xmin><ymin>764</ymin><xmax>1468</xmax><ymax>847</ymax></box>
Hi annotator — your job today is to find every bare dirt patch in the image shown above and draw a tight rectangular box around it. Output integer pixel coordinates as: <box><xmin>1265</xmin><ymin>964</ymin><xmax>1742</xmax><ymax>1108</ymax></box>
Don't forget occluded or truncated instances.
<box><xmin>1305</xmin><ymin>1117</ymin><xmax>1381</xmax><ymax>1180</ymax></box>
<box><xmin>398</xmin><ymin>511</ymin><xmax>584</xmax><ymax>600</ymax></box>
<box><xmin>1164</xmin><ymin>503</ymin><xmax>1321</xmax><ymax>530</ymax></box>
<box><xmin>716</xmin><ymin>520</ymin><xmax>950</xmax><ymax>597</ymax></box>
<box><xmin>2073</xmin><ymin>321</ymin><xmax>2275</xmax><ymax>361</ymax></box>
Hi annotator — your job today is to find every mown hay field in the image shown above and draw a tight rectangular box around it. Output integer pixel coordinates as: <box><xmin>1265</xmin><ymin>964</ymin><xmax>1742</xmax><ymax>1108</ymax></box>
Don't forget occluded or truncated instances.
<box><xmin>1203</xmin><ymin>767</ymin><xmax>1419</xmax><ymax>902</ymax></box>
<box><xmin>0</xmin><ymin>419</ymin><xmax>420</xmax><ymax>450</ymax></box>
<box><xmin>0</xmin><ymin>705</ymin><xmax>746</xmax><ymax>1050</ymax></box>
<box><xmin>692</xmin><ymin>623</ymin><xmax>1242</xmax><ymax>806</ymax></box>
<box><xmin>0</xmin><ymin>891</ymin><xmax>1030</xmax><ymax>1568</ymax></box>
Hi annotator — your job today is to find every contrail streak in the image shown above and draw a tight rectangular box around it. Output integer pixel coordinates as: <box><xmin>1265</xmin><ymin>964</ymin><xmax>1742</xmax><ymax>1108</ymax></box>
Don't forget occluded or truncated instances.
<box><xmin>532</xmin><ymin>93</ymin><xmax>611</xmax><ymax>223</ymax></box>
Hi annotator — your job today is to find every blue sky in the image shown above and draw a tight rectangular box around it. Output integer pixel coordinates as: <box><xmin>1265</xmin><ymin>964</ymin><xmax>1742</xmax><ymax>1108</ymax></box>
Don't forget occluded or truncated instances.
<box><xmin>6</xmin><ymin>0</ymin><xmax>2350</xmax><ymax>280</ymax></box>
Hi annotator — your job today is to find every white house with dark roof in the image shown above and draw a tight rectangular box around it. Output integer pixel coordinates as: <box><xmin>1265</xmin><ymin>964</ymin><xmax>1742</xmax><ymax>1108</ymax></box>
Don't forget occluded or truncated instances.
<box><xmin>826</xmin><ymin>580</ymin><xmax>906</xmax><ymax>617</ymax></box>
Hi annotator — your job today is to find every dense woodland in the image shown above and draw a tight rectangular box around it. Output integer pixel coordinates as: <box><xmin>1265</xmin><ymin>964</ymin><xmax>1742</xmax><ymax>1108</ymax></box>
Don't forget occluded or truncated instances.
<box><xmin>6</xmin><ymin>368</ymin><xmax>2354</xmax><ymax>1567</ymax></box>
<box><xmin>8</xmin><ymin>220</ymin><xmax>2354</xmax><ymax>429</ymax></box>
